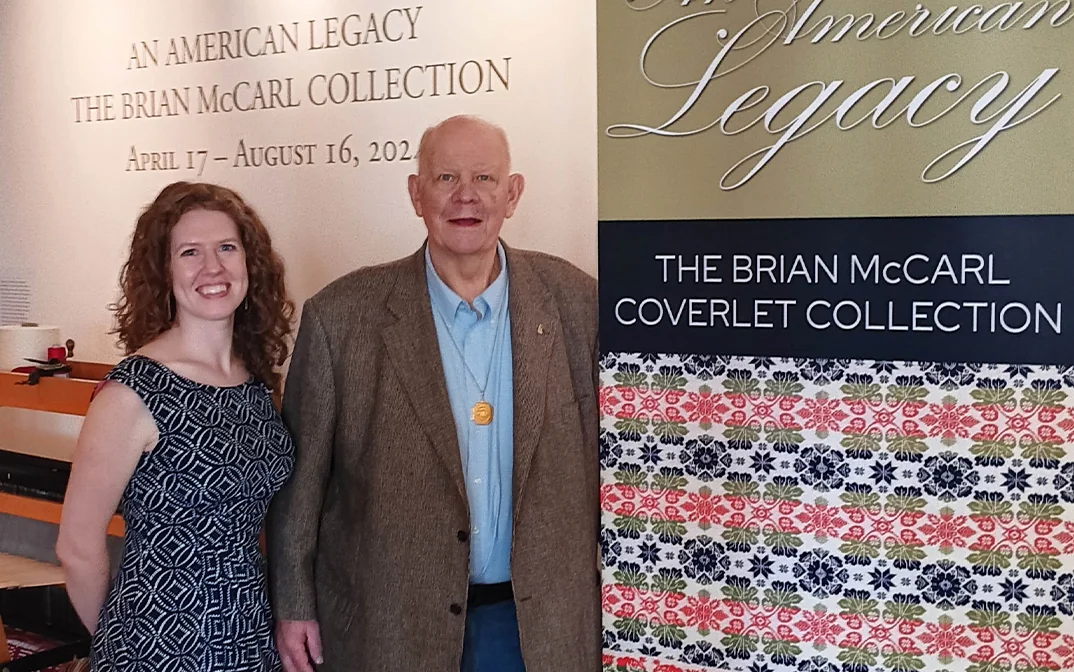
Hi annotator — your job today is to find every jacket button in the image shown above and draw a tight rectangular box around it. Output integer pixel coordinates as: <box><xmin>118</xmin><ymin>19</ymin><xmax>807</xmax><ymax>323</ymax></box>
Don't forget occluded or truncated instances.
<box><xmin>449</xmin><ymin>603</ymin><xmax>463</xmax><ymax>615</ymax></box>
<box><xmin>457</xmin><ymin>530</ymin><xmax>468</xmax><ymax>542</ymax></box>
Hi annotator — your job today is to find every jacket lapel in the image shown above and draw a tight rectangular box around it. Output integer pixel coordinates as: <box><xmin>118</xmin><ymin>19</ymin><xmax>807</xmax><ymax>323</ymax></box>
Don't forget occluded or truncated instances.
<box><xmin>505</xmin><ymin>246</ymin><xmax>559</xmax><ymax>517</ymax></box>
<box><xmin>381</xmin><ymin>248</ymin><xmax>467</xmax><ymax>503</ymax></box>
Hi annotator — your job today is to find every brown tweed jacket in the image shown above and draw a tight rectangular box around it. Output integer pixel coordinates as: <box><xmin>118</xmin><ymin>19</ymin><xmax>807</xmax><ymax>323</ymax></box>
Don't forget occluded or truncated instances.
<box><xmin>265</xmin><ymin>243</ymin><xmax>601</xmax><ymax>671</ymax></box>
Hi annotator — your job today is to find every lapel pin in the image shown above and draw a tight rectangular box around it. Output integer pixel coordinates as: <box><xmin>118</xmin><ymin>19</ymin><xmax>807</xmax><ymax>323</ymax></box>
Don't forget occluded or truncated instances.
<box><xmin>537</xmin><ymin>324</ymin><xmax>545</xmax><ymax>335</ymax></box>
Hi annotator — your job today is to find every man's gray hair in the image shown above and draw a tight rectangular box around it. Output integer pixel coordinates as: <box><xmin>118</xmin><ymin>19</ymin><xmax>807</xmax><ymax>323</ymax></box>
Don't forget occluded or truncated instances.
<box><xmin>414</xmin><ymin>114</ymin><xmax>512</xmax><ymax>175</ymax></box>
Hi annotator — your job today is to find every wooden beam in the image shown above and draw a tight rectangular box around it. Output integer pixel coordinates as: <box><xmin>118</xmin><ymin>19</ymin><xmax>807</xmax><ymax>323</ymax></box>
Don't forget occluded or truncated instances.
<box><xmin>0</xmin><ymin>493</ymin><xmax>123</xmax><ymax>537</ymax></box>
<box><xmin>0</xmin><ymin>374</ymin><xmax>97</xmax><ymax>416</ymax></box>
<box><xmin>0</xmin><ymin>552</ymin><xmax>65</xmax><ymax>590</ymax></box>
<box><xmin>67</xmin><ymin>361</ymin><xmax>113</xmax><ymax>382</ymax></box>
<box><xmin>0</xmin><ymin>552</ymin><xmax>68</xmax><ymax>665</ymax></box>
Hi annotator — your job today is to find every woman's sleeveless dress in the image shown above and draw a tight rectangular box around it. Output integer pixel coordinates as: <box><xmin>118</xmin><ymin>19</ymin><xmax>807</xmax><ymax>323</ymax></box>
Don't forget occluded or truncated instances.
<box><xmin>89</xmin><ymin>355</ymin><xmax>294</xmax><ymax>671</ymax></box>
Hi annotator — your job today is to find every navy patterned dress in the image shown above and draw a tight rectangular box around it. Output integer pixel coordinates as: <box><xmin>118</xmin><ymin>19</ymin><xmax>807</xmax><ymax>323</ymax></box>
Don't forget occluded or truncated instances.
<box><xmin>89</xmin><ymin>355</ymin><xmax>294</xmax><ymax>672</ymax></box>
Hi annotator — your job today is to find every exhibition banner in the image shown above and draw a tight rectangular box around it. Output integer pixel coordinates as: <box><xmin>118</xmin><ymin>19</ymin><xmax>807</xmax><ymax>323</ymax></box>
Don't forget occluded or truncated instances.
<box><xmin>597</xmin><ymin>1</ymin><xmax>1074</xmax><ymax>671</ymax></box>
<box><xmin>0</xmin><ymin>0</ymin><xmax>597</xmax><ymax>357</ymax></box>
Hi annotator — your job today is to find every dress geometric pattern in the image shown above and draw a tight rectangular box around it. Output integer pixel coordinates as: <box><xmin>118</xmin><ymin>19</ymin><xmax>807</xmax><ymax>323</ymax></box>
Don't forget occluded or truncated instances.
<box><xmin>600</xmin><ymin>352</ymin><xmax>1074</xmax><ymax>672</ymax></box>
<box><xmin>89</xmin><ymin>355</ymin><xmax>294</xmax><ymax>672</ymax></box>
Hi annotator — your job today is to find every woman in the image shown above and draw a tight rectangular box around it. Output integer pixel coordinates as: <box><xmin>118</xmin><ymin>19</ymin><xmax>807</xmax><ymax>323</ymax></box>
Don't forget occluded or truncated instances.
<box><xmin>56</xmin><ymin>181</ymin><xmax>296</xmax><ymax>671</ymax></box>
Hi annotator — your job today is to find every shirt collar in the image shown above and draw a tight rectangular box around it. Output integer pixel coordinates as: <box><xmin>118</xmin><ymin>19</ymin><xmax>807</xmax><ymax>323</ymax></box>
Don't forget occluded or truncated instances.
<box><xmin>425</xmin><ymin>241</ymin><xmax>509</xmax><ymax>322</ymax></box>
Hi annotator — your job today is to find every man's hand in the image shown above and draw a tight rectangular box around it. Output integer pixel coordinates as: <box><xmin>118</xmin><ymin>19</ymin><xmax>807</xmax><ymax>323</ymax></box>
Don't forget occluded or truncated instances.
<box><xmin>277</xmin><ymin>620</ymin><xmax>324</xmax><ymax>672</ymax></box>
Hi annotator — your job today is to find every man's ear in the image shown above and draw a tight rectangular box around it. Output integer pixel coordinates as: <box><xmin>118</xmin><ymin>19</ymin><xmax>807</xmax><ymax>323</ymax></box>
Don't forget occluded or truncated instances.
<box><xmin>504</xmin><ymin>173</ymin><xmax>525</xmax><ymax>218</ymax></box>
<box><xmin>407</xmin><ymin>174</ymin><xmax>423</xmax><ymax>217</ymax></box>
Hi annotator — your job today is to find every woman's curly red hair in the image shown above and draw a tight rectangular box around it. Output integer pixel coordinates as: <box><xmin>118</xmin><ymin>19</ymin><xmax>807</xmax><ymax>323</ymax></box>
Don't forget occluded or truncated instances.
<box><xmin>110</xmin><ymin>181</ymin><xmax>295</xmax><ymax>394</ymax></box>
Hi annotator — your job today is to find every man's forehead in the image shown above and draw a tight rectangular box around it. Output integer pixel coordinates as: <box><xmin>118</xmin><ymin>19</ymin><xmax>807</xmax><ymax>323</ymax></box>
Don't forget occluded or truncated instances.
<box><xmin>426</xmin><ymin>151</ymin><xmax>506</xmax><ymax>168</ymax></box>
<box><xmin>423</xmin><ymin>150</ymin><xmax>508</xmax><ymax>177</ymax></box>
<box><xmin>419</xmin><ymin>117</ymin><xmax>511</xmax><ymax>173</ymax></box>
<box><xmin>429</xmin><ymin>130</ymin><xmax>506</xmax><ymax>157</ymax></box>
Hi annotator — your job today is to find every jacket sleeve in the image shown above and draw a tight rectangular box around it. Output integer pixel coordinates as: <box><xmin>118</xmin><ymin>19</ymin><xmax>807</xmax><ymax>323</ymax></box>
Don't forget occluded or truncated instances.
<box><xmin>266</xmin><ymin>297</ymin><xmax>336</xmax><ymax>621</ymax></box>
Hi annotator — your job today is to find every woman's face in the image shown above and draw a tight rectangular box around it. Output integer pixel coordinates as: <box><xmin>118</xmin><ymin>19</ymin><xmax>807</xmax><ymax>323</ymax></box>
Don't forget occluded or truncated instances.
<box><xmin>168</xmin><ymin>209</ymin><xmax>248</xmax><ymax>325</ymax></box>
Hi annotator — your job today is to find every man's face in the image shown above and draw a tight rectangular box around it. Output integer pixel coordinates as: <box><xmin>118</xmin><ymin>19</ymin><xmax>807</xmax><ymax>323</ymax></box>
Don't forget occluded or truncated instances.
<box><xmin>408</xmin><ymin>119</ymin><xmax>524</xmax><ymax>263</ymax></box>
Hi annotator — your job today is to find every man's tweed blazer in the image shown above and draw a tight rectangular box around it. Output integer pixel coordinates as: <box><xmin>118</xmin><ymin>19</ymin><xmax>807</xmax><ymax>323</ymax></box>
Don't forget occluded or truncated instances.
<box><xmin>266</xmin><ymin>242</ymin><xmax>601</xmax><ymax>671</ymax></box>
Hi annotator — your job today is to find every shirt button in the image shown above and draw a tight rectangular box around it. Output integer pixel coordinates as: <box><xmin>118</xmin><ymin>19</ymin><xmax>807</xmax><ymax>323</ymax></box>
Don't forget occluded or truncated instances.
<box><xmin>474</xmin><ymin>478</ymin><xmax>482</xmax><ymax>484</ymax></box>
<box><xmin>472</xmin><ymin>527</ymin><xmax>479</xmax><ymax>535</ymax></box>
<box><xmin>450</xmin><ymin>603</ymin><xmax>463</xmax><ymax>615</ymax></box>
<box><xmin>457</xmin><ymin>530</ymin><xmax>468</xmax><ymax>542</ymax></box>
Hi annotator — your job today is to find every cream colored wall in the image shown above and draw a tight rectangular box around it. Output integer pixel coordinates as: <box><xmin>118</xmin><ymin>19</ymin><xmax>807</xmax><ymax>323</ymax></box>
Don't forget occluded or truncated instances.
<box><xmin>0</xmin><ymin>0</ymin><xmax>597</xmax><ymax>459</ymax></box>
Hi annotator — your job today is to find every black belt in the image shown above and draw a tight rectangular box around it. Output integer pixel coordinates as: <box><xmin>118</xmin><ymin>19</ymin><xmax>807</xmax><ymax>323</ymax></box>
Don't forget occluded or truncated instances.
<box><xmin>467</xmin><ymin>581</ymin><xmax>513</xmax><ymax>609</ymax></box>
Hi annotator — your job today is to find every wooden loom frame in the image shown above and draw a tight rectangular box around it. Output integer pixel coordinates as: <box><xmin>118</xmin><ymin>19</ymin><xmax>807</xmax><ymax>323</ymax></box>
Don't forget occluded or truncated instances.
<box><xmin>0</xmin><ymin>361</ymin><xmax>123</xmax><ymax>537</ymax></box>
<box><xmin>0</xmin><ymin>360</ymin><xmax>118</xmax><ymax>667</ymax></box>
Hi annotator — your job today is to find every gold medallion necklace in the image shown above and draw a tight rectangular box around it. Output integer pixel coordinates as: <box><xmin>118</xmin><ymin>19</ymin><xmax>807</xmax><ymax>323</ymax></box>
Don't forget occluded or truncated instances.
<box><xmin>433</xmin><ymin>282</ymin><xmax>509</xmax><ymax>426</ymax></box>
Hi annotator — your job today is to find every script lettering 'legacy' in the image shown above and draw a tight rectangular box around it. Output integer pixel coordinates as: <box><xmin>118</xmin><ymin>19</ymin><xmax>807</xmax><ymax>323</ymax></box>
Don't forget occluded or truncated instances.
<box><xmin>606</xmin><ymin>0</ymin><xmax>1070</xmax><ymax>190</ymax></box>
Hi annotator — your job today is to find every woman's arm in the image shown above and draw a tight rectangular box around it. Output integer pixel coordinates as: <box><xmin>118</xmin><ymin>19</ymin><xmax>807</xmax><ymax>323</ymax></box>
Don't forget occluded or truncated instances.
<box><xmin>56</xmin><ymin>381</ymin><xmax>157</xmax><ymax>633</ymax></box>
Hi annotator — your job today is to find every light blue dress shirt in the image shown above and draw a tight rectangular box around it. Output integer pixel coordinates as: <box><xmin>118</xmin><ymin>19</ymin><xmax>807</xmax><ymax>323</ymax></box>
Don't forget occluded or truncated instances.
<box><xmin>425</xmin><ymin>243</ymin><xmax>514</xmax><ymax>584</ymax></box>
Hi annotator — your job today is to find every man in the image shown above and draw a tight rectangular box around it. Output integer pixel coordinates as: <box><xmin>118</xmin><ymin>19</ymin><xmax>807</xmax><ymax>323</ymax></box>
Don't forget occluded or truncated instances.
<box><xmin>266</xmin><ymin>115</ymin><xmax>601</xmax><ymax>671</ymax></box>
